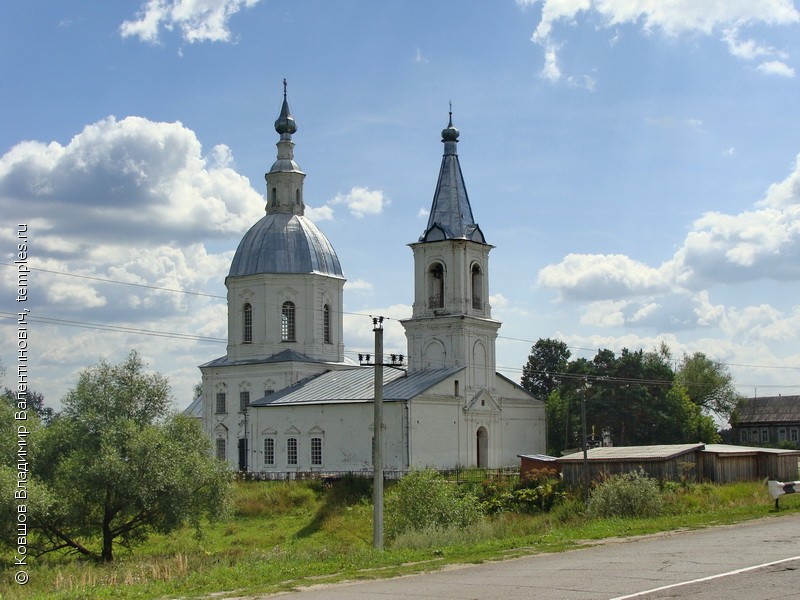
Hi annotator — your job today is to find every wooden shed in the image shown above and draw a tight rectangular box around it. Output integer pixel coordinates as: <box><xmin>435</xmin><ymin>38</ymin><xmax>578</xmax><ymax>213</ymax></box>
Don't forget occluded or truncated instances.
<box><xmin>700</xmin><ymin>444</ymin><xmax>800</xmax><ymax>482</ymax></box>
<box><xmin>558</xmin><ymin>443</ymin><xmax>800</xmax><ymax>486</ymax></box>
<box><xmin>518</xmin><ymin>453</ymin><xmax>560</xmax><ymax>479</ymax></box>
<box><xmin>558</xmin><ymin>444</ymin><xmax>704</xmax><ymax>486</ymax></box>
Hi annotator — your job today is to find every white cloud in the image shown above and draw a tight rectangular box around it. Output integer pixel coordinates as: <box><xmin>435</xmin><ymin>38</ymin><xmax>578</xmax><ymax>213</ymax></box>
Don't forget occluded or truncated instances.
<box><xmin>757</xmin><ymin>60</ymin><xmax>796</xmax><ymax>77</ymax></box>
<box><xmin>120</xmin><ymin>0</ymin><xmax>262</xmax><ymax>44</ymax></box>
<box><xmin>537</xmin><ymin>253</ymin><xmax>669</xmax><ymax>300</ymax></box>
<box><xmin>305</xmin><ymin>204</ymin><xmax>334</xmax><ymax>222</ymax></box>
<box><xmin>414</xmin><ymin>47</ymin><xmax>429</xmax><ymax>64</ymax></box>
<box><xmin>344</xmin><ymin>279</ymin><xmax>374</xmax><ymax>293</ymax></box>
<box><xmin>540</xmin><ymin>153</ymin><xmax>800</xmax><ymax>304</ymax></box>
<box><xmin>0</xmin><ymin>116</ymin><xmax>264</xmax><ymax>251</ymax></box>
<box><xmin>523</xmin><ymin>0</ymin><xmax>800</xmax><ymax>82</ymax></box>
<box><xmin>330</xmin><ymin>186</ymin><xmax>389</xmax><ymax>218</ymax></box>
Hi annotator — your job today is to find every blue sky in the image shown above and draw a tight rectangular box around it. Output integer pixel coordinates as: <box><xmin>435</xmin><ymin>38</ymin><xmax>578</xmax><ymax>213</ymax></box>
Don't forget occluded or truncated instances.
<box><xmin>2</xmin><ymin>0</ymin><xmax>800</xmax><ymax>412</ymax></box>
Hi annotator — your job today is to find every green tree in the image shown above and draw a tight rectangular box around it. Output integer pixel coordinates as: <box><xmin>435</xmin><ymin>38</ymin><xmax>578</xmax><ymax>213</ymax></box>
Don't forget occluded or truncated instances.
<box><xmin>20</xmin><ymin>351</ymin><xmax>231</xmax><ymax>562</ymax></box>
<box><xmin>675</xmin><ymin>352</ymin><xmax>743</xmax><ymax>421</ymax></box>
<box><xmin>536</xmin><ymin>344</ymin><xmax>726</xmax><ymax>450</ymax></box>
<box><xmin>521</xmin><ymin>338</ymin><xmax>571</xmax><ymax>398</ymax></box>
<box><xmin>3</xmin><ymin>388</ymin><xmax>54</xmax><ymax>424</ymax></box>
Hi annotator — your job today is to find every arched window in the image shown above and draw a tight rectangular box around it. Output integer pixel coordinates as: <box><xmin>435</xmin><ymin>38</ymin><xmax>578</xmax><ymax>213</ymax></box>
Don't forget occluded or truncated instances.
<box><xmin>270</xmin><ymin>187</ymin><xmax>277</xmax><ymax>206</ymax></box>
<box><xmin>243</xmin><ymin>303</ymin><xmax>252</xmax><ymax>343</ymax></box>
<box><xmin>323</xmin><ymin>304</ymin><xmax>331</xmax><ymax>343</ymax></box>
<box><xmin>471</xmin><ymin>264</ymin><xmax>483</xmax><ymax>309</ymax></box>
<box><xmin>281</xmin><ymin>301</ymin><xmax>296</xmax><ymax>341</ymax></box>
<box><xmin>427</xmin><ymin>262</ymin><xmax>444</xmax><ymax>309</ymax></box>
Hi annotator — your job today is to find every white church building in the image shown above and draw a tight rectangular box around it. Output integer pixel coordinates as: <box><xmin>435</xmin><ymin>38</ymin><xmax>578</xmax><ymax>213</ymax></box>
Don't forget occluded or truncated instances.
<box><xmin>193</xmin><ymin>86</ymin><xmax>546</xmax><ymax>472</ymax></box>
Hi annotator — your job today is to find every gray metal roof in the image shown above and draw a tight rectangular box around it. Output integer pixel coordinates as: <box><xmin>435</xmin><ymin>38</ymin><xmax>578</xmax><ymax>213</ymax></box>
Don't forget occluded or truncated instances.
<box><xmin>250</xmin><ymin>366</ymin><xmax>463</xmax><ymax>407</ymax></box>
<box><xmin>518</xmin><ymin>454</ymin><xmax>559</xmax><ymax>462</ymax></box>
<box><xmin>183</xmin><ymin>396</ymin><xmax>203</xmax><ymax>418</ymax></box>
<box><xmin>200</xmin><ymin>349</ymin><xmax>347</xmax><ymax>369</ymax></box>
<box><xmin>228</xmin><ymin>212</ymin><xmax>344</xmax><ymax>278</ymax></box>
<box><xmin>559</xmin><ymin>443</ymin><xmax>704</xmax><ymax>462</ymax></box>
<box><xmin>735</xmin><ymin>395</ymin><xmax>800</xmax><ymax>425</ymax></box>
<box><xmin>419</xmin><ymin>114</ymin><xmax>486</xmax><ymax>244</ymax></box>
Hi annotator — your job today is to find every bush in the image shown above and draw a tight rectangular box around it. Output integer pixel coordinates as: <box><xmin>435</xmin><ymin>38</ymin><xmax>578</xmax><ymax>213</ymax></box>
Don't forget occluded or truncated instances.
<box><xmin>587</xmin><ymin>469</ymin><xmax>664</xmax><ymax>519</ymax></box>
<box><xmin>385</xmin><ymin>469</ymin><xmax>483</xmax><ymax>539</ymax></box>
<box><xmin>479</xmin><ymin>469</ymin><xmax>564</xmax><ymax>515</ymax></box>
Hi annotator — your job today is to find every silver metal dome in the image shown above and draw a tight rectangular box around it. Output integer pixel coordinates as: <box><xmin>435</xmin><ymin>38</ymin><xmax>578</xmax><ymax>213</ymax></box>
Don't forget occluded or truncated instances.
<box><xmin>228</xmin><ymin>213</ymin><xmax>344</xmax><ymax>278</ymax></box>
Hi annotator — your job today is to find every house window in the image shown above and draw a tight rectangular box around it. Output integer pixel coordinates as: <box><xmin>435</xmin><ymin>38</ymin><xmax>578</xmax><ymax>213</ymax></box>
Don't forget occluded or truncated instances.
<box><xmin>739</xmin><ymin>430</ymin><xmax>747</xmax><ymax>443</ymax></box>
<box><xmin>323</xmin><ymin>304</ymin><xmax>331</xmax><ymax>343</ymax></box>
<box><xmin>311</xmin><ymin>437</ymin><xmax>322</xmax><ymax>466</ymax></box>
<box><xmin>749</xmin><ymin>429</ymin><xmax>758</xmax><ymax>442</ymax></box>
<box><xmin>264</xmin><ymin>438</ymin><xmax>275</xmax><ymax>466</ymax></box>
<box><xmin>760</xmin><ymin>428</ymin><xmax>769</xmax><ymax>443</ymax></box>
<box><xmin>287</xmin><ymin>438</ymin><xmax>298</xmax><ymax>466</ymax></box>
<box><xmin>239</xmin><ymin>390</ymin><xmax>250</xmax><ymax>412</ymax></box>
<box><xmin>215</xmin><ymin>392</ymin><xmax>226</xmax><ymax>414</ymax></box>
<box><xmin>427</xmin><ymin>262</ymin><xmax>444</xmax><ymax>309</ymax></box>
<box><xmin>243</xmin><ymin>303</ymin><xmax>252</xmax><ymax>343</ymax></box>
<box><xmin>471</xmin><ymin>264</ymin><xmax>483</xmax><ymax>309</ymax></box>
<box><xmin>264</xmin><ymin>389</ymin><xmax>274</xmax><ymax>397</ymax></box>
<box><xmin>791</xmin><ymin>428</ymin><xmax>799</xmax><ymax>442</ymax></box>
<box><xmin>215</xmin><ymin>438</ymin><xmax>226</xmax><ymax>460</ymax></box>
<box><xmin>281</xmin><ymin>301</ymin><xmax>296</xmax><ymax>341</ymax></box>
<box><xmin>779</xmin><ymin>428</ymin><xmax>787</xmax><ymax>441</ymax></box>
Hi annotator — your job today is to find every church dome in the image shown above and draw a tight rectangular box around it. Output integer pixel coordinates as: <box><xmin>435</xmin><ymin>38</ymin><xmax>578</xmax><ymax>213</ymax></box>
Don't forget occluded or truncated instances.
<box><xmin>228</xmin><ymin>212</ymin><xmax>344</xmax><ymax>278</ymax></box>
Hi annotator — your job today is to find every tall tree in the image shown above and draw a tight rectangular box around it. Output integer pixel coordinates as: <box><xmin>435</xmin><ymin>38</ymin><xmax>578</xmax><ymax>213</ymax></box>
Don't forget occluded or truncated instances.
<box><xmin>675</xmin><ymin>352</ymin><xmax>743</xmax><ymax>420</ymax></box>
<box><xmin>521</xmin><ymin>338</ymin><xmax>571</xmax><ymax>398</ymax></box>
<box><xmin>17</xmin><ymin>351</ymin><xmax>231</xmax><ymax>562</ymax></box>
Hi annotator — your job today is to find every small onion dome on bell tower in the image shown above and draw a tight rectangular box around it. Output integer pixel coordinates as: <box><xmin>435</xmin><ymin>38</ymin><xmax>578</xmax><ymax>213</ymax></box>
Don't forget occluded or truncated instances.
<box><xmin>441</xmin><ymin>106</ymin><xmax>459</xmax><ymax>143</ymax></box>
<box><xmin>274</xmin><ymin>78</ymin><xmax>297</xmax><ymax>137</ymax></box>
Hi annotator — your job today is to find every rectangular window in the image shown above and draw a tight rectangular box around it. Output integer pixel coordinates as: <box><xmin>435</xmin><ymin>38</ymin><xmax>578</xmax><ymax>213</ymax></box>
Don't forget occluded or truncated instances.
<box><xmin>311</xmin><ymin>437</ymin><xmax>322</xmax><ymax>466</ymax></box>
<box><xmin>287</xmin><ymin>438</ymin><xmax>298</xmax><ymax>466</ymax></box>
<box><xmin>323</xmin><ymin>305</ymin><xmax>331</xmax><ymax>343</ymax></box>
<box><xmin>760</xmin><ymin>428</ymin><xmax>769</xmax><ymax>443</ymax></box>
<box><xmin>216</xmin><ymin>438</ymin><xmax>226</xmax><ymax>461</ymax></box>
<box><xmin>264</xmin><ymin>438</ymin><xmax>275</xmax><ymax>466</ymax></box>
<box><xmin>791</xmin><ymin>428</ymin><xmax>799</xmax><ymax>442</ymax></box>
<box><xmin>779</xmin><ymin>428</ymin><xmax>787</xmax><ymax>441</ymax></box>
<box><xmin>215</xmin><ymin>392</ymin><xmax>226</xmax><ymax>414</ymax></box>
<box><xmin>739</xmin><ymin>430</ymin><xmax>747</xmax><ymax>443</ymax></box>
<box><xmin>239</xmin><ymin>390</ymin><xmax>250</xmax><ymax>412</ymax></box>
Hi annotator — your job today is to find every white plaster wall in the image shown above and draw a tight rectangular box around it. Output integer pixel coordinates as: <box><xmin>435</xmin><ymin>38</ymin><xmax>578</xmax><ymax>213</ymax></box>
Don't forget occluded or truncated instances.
<box><xmin>248</xmin><ymin>402</ymin><xmax>408</xmax><ymax>472</ymax></box>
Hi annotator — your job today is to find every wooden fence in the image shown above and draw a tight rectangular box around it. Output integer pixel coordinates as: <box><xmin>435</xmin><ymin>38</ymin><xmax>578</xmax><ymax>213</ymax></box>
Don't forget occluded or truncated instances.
<box><xmin>237</xmin><ymin>467</ymin><xmax>520</xmax><ymax>485</ymax></box>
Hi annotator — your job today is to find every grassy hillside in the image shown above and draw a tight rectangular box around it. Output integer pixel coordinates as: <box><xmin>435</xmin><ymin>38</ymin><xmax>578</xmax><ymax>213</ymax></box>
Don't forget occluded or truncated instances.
<box><xmin>2</xmin><ymin>475</ymin><xmax>798</xmax><ymax>600</ymax></box>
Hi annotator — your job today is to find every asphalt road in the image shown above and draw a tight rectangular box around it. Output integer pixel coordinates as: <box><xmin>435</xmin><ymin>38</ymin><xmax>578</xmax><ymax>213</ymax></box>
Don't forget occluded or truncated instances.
<box><xmin>260</xmin><ymin>513</ymin><xmax>800</xmax><ymax>599</ymax></box>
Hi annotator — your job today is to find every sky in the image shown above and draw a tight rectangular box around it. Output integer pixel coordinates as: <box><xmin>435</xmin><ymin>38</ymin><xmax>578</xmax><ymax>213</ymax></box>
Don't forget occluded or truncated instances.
<box><xmin>2</xmin><ymin>0</ymin><xmax>800</xmax><ymax>415</ymax></box>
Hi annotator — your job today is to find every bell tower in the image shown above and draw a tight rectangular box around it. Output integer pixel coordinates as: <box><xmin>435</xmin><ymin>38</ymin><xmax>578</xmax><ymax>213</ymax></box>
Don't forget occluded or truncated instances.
<box><xmin>401</xmin><ymin>111</ymin><xmax>500</xmax><ymax>393</ymax></box>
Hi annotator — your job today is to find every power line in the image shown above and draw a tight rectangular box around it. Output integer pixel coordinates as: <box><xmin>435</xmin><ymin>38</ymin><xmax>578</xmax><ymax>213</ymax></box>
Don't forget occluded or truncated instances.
<box><xmin>0</xmin><ymin>311</ymin><xmax>226</xmax><ymax>343</ymax></box>
<box><xmin>0</xmin><ymin>262</ymin><xmax>395</xmax><ymax>322</ymax></box>
<box><xmin>4</xmin><ymin>264</ymin><xmax>798</xmax><ymax>377</ymax></box>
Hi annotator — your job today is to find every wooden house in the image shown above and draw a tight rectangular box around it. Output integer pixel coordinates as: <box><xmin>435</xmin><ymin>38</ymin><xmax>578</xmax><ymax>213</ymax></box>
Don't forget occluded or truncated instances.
<box><xmin>732</xmin><ymin>395</ymin><xmax>800</xmax><ymax>447</ymax></box>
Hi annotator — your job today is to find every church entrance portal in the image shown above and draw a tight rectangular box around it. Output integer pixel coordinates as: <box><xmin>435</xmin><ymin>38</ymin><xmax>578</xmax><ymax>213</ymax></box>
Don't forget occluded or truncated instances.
<box><xmin>476</xmin><ymin>427</ymin><xmax>488</xmax><ymax>468</ymax></box>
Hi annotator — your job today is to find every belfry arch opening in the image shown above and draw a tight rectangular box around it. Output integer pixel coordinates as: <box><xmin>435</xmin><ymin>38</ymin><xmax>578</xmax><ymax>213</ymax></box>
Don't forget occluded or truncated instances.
<box><xmin>471</xmin><ymin>263</ymin><xmax>483</xmax><ymax>309</ymax></box>
<box><xmin>427</xmin><ymin>262</ymin><xmax>444</xmax><ymax>309</ymax></box>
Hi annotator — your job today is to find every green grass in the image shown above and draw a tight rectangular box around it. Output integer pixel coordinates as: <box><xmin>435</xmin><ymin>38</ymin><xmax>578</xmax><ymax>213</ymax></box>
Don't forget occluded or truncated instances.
<box><xmin>2</xmin><ymin>478</ymin><xmax>799</xmax><ymax>600</ymax></box>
